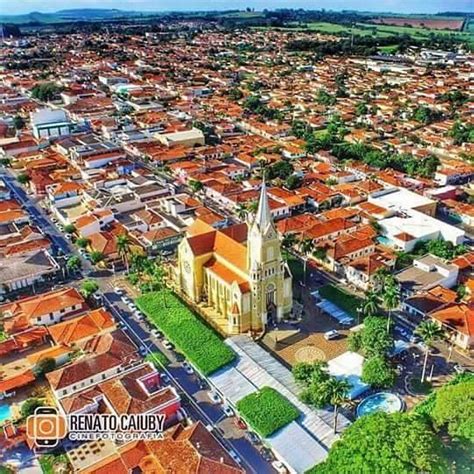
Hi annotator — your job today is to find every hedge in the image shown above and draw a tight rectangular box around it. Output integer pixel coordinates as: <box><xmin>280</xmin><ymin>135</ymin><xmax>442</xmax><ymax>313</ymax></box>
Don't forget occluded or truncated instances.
<box><xmin>236</xmin><ymin>387</ymin><xmax>300</xmax><ymax>437</ymax></box>
<box><xmin>318</xmin><ymin>284</ymin><xmax>364</xmax><ymax>318</ymax></box>
<box><xmin>136</xmin><ymin>291</ymin><xmax>235</xmax><ymax>375</ymax></box>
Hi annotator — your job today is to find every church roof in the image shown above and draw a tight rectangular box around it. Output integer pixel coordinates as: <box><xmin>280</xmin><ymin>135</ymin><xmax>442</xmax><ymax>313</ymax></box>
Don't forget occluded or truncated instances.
<box><xmin>254</xmin><ymin>179</ymin><xmax>273</xmax><ymax>232</ymax></box>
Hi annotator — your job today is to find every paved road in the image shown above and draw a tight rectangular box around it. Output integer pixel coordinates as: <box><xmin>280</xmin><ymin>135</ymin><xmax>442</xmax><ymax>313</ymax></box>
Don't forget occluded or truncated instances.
<box><xmin>1</xmin><ymin>168</ymin><xmax>274</xmax><ymax>474</ymax></box>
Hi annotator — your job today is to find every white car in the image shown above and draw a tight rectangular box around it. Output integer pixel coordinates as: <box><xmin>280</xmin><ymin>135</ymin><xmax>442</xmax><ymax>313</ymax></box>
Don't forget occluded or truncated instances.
<box><xmin>162</xmin><ymin>339</ymin><xmax>174</xmax><ymax>350</ymax></box>
<box><xmin>160</xmin><ymin>373</ymin><xmax>170</xmax><ymax>384</ymax></box>
<box><xmin>182</xmin><ymin>362</ymin><xmax>194</xmax><ymax>375</ymax></box>
<box><xmin>121</xmin><ymin>296</ymin><xmax>131</xmax><ymax>304</ymax></box>
<box><xmin>208</xmin><ymin>391</ymin><xmax>222</xmax><ymax>404</ymax></box>
<box><xmin>114</xmin><ymin>287</ymin><xmax>123</xmax><ymax>295</ymax></box>
<box><xmin>223</xmin><ymin>404</ymin><xmax>234</xmax><ymax>417</ymax></box>
<box><xmin>139</xmin><ymin>346</ymin><xmax>147</xmax><ymax>356</ymax></box>
<box><xmin>129</xmin><ymin>303</ymin><xmax>138</xmax><ymax>311</ymax></box>
<box><xmin>134</xmin><ymin>311</ymin><xmax>143</xmax><ymax>320</ymax></box>
<box><xmin>272</xmin><ymin>461</ymin><xmax>288</xmax><ymax>473</ymax></box>
<box><xmin>151</xmin><ymin>329</ymin><xmax>162</xmax><ymax>338</ymax></box>
<box><xmin>324</xmin><ymin>330</ymin><xmax>340</xmax><ymax>341</ymax></box>
<box><xmin>228</xmin><ymin>450</ymin><xmax>242</xmax><ymax>465</ymax></box>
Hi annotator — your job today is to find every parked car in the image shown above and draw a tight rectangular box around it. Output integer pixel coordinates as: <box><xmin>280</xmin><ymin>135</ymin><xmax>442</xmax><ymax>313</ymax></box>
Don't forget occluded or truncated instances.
<box><xmin>223</xmin><ymin>404</ymin><xmax>234</xmax><ymax>417</ymax></box>
<box><xmin>139</xmin><ymin>346</ymin><xmax>147</xmax><ymax>356</ymax></box>
<box><xmin>134</xmin><ymin>311</ymin><xmax>143</xmax><ymax>320</ymax></box>
<box><xmin>208</xmin><ymin>391</ymin><xmax>222</xmax><ymax>404</ymax></box>
<box><xmin>160</xmin><ymin>373</ymin><xmax>170</xmax><ymax>384</ymax></box>
<box><xmin>454</xmin><ymin>364</ymin><xmax>466</xmax><ymax>374</ymax></box>
<box><xmin>113</xmin><ymin>287</ymin><xmax>123</xmax><ymax>295</ymax></box>
<box><xmin>182</xmin><ymin>362</ymin><xmax>194</xmax><ymax>375</ymax></box>
<box><xmin>272</xmin><ymin>461</ymin><xmax>288</xmax><ymax>473</ymax></box>
<box><xmin>128</xmin><ymin>303</ymin><xmax>138</xmax><ymax>311</ymax></box>
<box><xmin>324</xmin><ymin>329</ymin><xmax>340</xmax><ymax>341</ymax></box>
<box><xmin>260</xmin><ymin>447</ymin><xmax>274</xmax><ymax>462</ymax></box>
<box><xmin>234</xmin><ymin>418</ymin><xmax>247</xmax><ymax>430</ymax></box>
<box><xmin>151</xmin><ymin>329</ymin><xmax>162</xmax><ymax>338</ymax></box>
<box><xmin>198</xmin><ymin>379</ymin><xmax>209</xmax><ymax>390</ymax></box>
<box><xmin>228</xmin><ymin>450</ymin><xmax>242</xmax><ymax>466</ymax></box>
<box><xmin>162</xmin><ymin>339</ymin><xmax>174</xmax><ymax>350</ymax></box>
<box><xmin>121</xmin><ymin>296</ymin><xmax>131</xmax><ymax>305</ymax></box>
<box><xmin>246</xmin><ymin>431</ymin><xmax>261</xmax><ymax>445</ymax></box>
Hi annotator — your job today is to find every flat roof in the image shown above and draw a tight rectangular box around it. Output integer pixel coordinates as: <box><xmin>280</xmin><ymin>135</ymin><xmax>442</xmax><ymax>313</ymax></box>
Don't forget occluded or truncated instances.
<box><xmin>369</xmin><ymin>187</ymin><xmax>434</xmax><ymax>211</ymax></box>
<box><xmin>327</xmin><ymin>351</ymin><xmax>368</xmax><ymax>399</ymax></box>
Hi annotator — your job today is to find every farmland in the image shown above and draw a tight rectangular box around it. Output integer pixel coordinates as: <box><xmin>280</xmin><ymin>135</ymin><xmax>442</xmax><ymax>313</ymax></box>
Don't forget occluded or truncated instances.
<box><xmin>370</xmin><ymin>17</ymin><xmax>465</xmax><ymax>31</ymax></box>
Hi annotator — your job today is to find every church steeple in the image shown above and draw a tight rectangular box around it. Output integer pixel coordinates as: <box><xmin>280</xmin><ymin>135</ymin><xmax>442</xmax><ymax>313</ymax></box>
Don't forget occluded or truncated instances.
<box><xmin>254</xmin><ymin>179</ymin><xmax>273</xmax><ymax>233</ymax></box>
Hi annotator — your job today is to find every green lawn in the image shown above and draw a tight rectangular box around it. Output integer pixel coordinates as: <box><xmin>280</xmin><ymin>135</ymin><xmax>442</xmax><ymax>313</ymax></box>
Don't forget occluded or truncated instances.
<box><xmin>236</xmin><ymin>387</ymin><xmax>300</xmax><ymax>437</ymax></box>
<box><xmin>318</xmin><ymin>284</ymin><xmax>364</xmax><ymax>318</ymax></box>
<box><xmin>39</xmin><ymin>453</ymin><xmax>70</xmax><ymax>474</ymax></box>
<box><xmin>284</xmin><ymin>251</ymin><xmax>304</xmax><ymax>282</ymax></box>
<box><xmin>136</xmin><ymin>291</ymin><xmax>235</xmax><ymax>376</ymax></box>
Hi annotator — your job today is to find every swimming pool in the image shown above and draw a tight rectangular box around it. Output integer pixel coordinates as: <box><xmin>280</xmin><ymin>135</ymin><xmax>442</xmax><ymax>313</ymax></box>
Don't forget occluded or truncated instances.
<box><xmin>356</xmin><ymin>392</ymin><xmax>403</xmax><ymax>418</ymax></box>
<box><xmin>0</xmin><ymin>404</ymin><xmax>12</xmax><ymax>424</ymax></box>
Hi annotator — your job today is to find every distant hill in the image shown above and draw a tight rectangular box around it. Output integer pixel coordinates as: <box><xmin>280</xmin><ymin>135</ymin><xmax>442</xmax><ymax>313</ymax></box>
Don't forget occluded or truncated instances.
<box><xmin>0</xmin><ymin>8</ymin><xmax>159</xmax><ymax>25</ymax></box>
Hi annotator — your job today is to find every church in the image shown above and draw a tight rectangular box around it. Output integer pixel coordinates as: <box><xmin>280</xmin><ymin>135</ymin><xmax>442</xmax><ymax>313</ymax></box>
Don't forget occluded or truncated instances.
<box><xmin>177</xmin><ymin>181</ymin><xmax>293</xmax><ymax>336</ymax></box>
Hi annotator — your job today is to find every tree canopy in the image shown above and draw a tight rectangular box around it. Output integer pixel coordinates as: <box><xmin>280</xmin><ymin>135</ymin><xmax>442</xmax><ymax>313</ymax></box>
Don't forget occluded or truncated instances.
<box><xmin>311</xmin><ymin>412</ymin><xmax>444</xmax><ymax>473</ymax></box>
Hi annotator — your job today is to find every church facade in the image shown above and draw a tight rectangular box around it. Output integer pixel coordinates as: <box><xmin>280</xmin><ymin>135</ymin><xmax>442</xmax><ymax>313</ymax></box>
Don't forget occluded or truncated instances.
<box><xmin>177</xmin><ymin>181</ymin><xmax>293</xmax><ymax>335</ymax></box>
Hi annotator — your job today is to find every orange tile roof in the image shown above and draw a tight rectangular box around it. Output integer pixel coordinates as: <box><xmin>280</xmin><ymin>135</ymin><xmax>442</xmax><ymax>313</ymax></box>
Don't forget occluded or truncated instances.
<box><xmin>431</xmin><ymin>303</ymin><xmax>474</xmax><ymax>337</ymax></box>
<box><xmin>48</xmin><ymin>308</ymin><xmax>115</xmax><ymax>346</ymax></box>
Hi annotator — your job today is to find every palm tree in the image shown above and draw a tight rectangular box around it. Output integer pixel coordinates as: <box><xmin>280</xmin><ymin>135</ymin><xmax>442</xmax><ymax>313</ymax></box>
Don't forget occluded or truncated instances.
<box><xmin>247</xmin><ymin>200</ymin><xmax>259</xmax><ymax>215</ymax></box>
<box><xmin>415</xmin><ymin>320</ymin><xmax>444</xmax><ymax>383</ymax></box>
<box><xmin>323</xmin><ymin>377</ymin><xmax>351</xmax><ymax>434</ymax></box>
<box><xmin>281</xmin><ymin>233</ymin><xmax>297</xmax><ymax>251</ymax></box>
<box><xmin>235</xmin><ymin>203</ymin><xmax>248</xmax><ymax>221</ymax></box>
<box><xmin>300</xmin><ymin>237</ymin><xmax>313</xmax><ymax>285</ymax></box>
<box><xmin>382</xmin><ymin>281</ymin><xmax>399</xmax><ymax>333</ymax></box>
<box><xmin>117</xmin><ymin>234</ymin><xmax>131</xmax><ymax>273</ymax></box>
<box><xmin>361</xmin><ymin>290</ymin><xmax>378</xmax><ymax>318</ymax></box>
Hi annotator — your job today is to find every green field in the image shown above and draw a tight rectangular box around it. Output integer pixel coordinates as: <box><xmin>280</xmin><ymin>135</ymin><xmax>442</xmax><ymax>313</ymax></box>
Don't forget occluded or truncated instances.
<box><xmin>257</xmin><ymin>20</ymin><xmax>474</xmax><ymax>46</ymax></box>
<box><xmin>318</xmin><ymin>284</ymin><xmax>365</xmax><ymax>319</ymax></box>
<box><xmin>136</xmin><ymin>291</ymin><xmax>235</xmax><ymax>376</ymax></box>
<box><xmin>236</xmin><ymin>387</ymin><xmax>300</xmax><ymax>437</ymax></box>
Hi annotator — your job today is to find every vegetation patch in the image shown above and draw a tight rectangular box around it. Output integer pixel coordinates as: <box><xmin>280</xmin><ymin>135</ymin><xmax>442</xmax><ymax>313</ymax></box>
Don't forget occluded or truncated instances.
<box><xmin>236</xmin><ymin>387</ymin><xmax>300</xmax><ymax>437</ymax></box>
<box><xmin>318</xmin><ymin>284</ymin><xmax>364</xmax><ymax>318</ymax></box>
<box><xmin>145</xmin><ymin>351</ymin><xmax>169</xmax><ymax>368</ymax></box>
<box><xmin>136</xmin><ymin>291</ymin><xmax>235</xmax><ymax>375</ymax></box>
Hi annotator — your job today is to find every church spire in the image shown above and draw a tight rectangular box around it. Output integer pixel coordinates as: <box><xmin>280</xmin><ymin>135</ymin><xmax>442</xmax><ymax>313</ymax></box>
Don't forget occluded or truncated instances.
<box><xmin>254</xmin><ymin>178</ymin><xmax>272</xmax><ymax>232</ymax></box>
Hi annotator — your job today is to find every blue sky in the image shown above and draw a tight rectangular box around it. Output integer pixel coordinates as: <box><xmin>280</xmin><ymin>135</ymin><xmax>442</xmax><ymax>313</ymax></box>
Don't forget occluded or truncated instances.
<box><xmin>3</xmin><ymin>0</ymin><xmax>474</xmax><ymax>15</ymax></box>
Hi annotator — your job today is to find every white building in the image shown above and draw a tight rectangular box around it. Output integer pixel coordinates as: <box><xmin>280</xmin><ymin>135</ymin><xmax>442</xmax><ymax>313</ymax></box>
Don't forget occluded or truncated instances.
<box><xmin>31</xmin><ymin>108</ymin><xmax>73</xmax><ymax>139</ymax></box>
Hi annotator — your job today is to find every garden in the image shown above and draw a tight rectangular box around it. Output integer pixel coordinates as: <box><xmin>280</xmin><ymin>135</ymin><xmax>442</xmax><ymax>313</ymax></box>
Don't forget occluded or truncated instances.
<box><xmin>318</xmin><ymin>284</ymin><xmax>364</xmax><ymax>318</ymax></box>
<box><xmin>236</xmin><ymin>387</ymin><xmax>300</xmax><ymax>437</ymax></box>
<box><xmin>136</xmin><ymin>291</ymin><xmax>235</xmax><ymax>375</ymax></box>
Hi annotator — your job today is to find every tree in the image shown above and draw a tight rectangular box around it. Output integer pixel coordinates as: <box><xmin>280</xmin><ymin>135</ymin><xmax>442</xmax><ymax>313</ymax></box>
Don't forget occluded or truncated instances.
<box><xmin>66</xmin><ymin>255</ymin><xmax>81</xmax><ymax>273</ymax></box>
<box><xmin>117</xmin><ymin>234</ymin><xmax>131</xmax><ymax>273</ymax></box>
<box><xmin>31</xmin><ymin>82</ymin><xmax>62</xmax><ymax>102</ymax></box>
<box><xmin>80</xmin><ymin>280</ymin><xmax>99</xmax><ymax>299</ymax></box>
<box><xmin>76</xmin><ymin>237</ymin><xmax>90</xmax><ymax>249</ymax></box>
<box><xmin>311</xmin><ymin>412</ymin><xmax>444</xmax><ymax>473</ymax></box>
<box><xmin>36</xmin><ymin>357</ymin><xmax>56</xmax><ymax>377</ymax></box>
<box><xmin>17</xmin><ymin>173</ymin><xmax>30</xmax><ymax>185</ymax></box>
<box><xmin>90</xmin><ymin>250</ymin><xmax>104</xmax><ymax>265</ymax></box>
<box><xmin>323</xmin><ymin>377</ymin><xmax>350</xmax><ymax>433</ymax></box>
<box><xmin>13</xmin><ymin>115</ymin><xmax>25</xmax><ymax>130</ymax></box>
<box><xmin>312</xmin><ymin>246</ymin><xmax>327</xmax><ymax>262</ymax></box>
<box><xmin>285</xmin><ymin>174</ymin><xmax>302</xmax><ymax>190</ymax></box>
<box><xmin>362</xmin><ymin>354</ymin><xmax>396</xmax><ymax>388</ymax></box>
<box><xmin>361</xmin><ymin>290</ymin><xmax>378</xmax><ymax>318</ymax></box>
<box><xmin>361</xmin><ymin>316</ymin><xmax>394</xmax><ymax>357</ymax></box>
<box><xmin>430</xmin><ymin>377</ymin><xmax>474</xmax><ymax>442</ymax></box>
<box><xmin>64</xmin><ymin>224</ymin><xmax>76</xmax><ymax>234</ymax></box>
<box><xmin>21</xmin><ymin>398</ymin><xmax>44</xmax><ymax>418</ymax></box>
<box><xmin>299</xmin><ymin>237</ymin><xmax>313</xmax><ymax>285</ymax></box>
<box><xmin>415</xmin><ymin>320</ymin><xmax>444</xmax><ymax>383</ymax></box>
<box><xmin>281</xmin><ymin>233</ymin><xmax>297</xmax><ymax>251</ymax></box>
<box><xmin>189</xmin><ymin>179</ymin><xmax>204</xmax><ymax>193</ymax></box>
<box><xmin>293</xmin><ymin>361</ymin><xmax>332</xmax><ymax>408</ymax></box>
<box><xmin>382</xmin><ymin>280</ymin><xmax>399</xmax><ymax>333</ymax></box>
<box><xmin>235</xmin><ymin>203</ymin><xmax>248</xmax><ymax>220</ymax></box>
<box><xmin>246</xmin><ymin>200</ymin><xmax>258</xmax><ymax>214</ymax></box>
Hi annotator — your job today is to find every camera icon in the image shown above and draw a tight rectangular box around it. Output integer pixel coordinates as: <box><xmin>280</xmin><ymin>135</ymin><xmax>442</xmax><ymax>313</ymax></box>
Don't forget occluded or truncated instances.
<box><xmin>26</xmin><ymin>407</ymin><xmax>67</xmax><ymax>448</ymax></box>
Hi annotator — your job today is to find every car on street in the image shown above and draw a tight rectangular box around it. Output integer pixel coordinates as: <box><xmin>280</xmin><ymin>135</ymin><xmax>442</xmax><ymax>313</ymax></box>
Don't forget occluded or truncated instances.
<box><xmin>139</xmin><ymin>346</ymin><xmax>147</xmax><ymax>356</ymax></box>
<box><xmin>160</xmin><ymin>373</ymin><xmax>170</xmax><ymax>384</ymax></box>
<box><xmin>454</xmin><ymin>364</ymin><xmax>466</xmax><ymax>374</ymax></box>
<box><xmin>228</xmin><ymin>450</ymin><xmax>242</xmax><ymax>466</ymax></box>
<box><xmin>121</xmin><ymin>296</ymin><xmax>131</xmax><ymax>304</ymax></box>
<box><xmin>151</xmin><ymin>329</ymin><xmax>162</xmax><ymax>338</ymax></box>
<box><xmin>260</xmin><ymin>447</ymin><xmax>274</xmax><ymax>462</ymax></box>
<box><xmin>234</xmin><ymin>417</ymin><xmax>247</xmax><ymax>430</ymax></box>
<box><xmin>207</xmin><ymin>391</ymin><xmax>222</xmax><ymax>404</ymax></box>
<box><xmin>114</xmin><ymin>287</ymin><xmax>123</xmax><ymax>295</ymax></box>
<box><xmin>272</xmin><ymin>461</ymin><xmax>288</xmax><ymax>473</ymax></box>
<box><xmin>324</xmin><ymin>329</ymin><xmax>340</xmax><ymax>340</ymax></box>
<box><xmin>182</xmin><ymin>362</ymin><xmax>194</xmax><ymax>375</ymax></box>
<box><xmin>128</xmin><ymin>303</ymin><xmax>138</xmax><ymax>311</ymax></box>
<box><xmin>246</xmin><ymin>431</ymin><xmax>261</xmax><ymax>445</ymax></box>
<box><xmin>162</xmin><ymin>339</ymin><xmax>174</xmax><ymax>350</ymax></box>
<box><xmin>133</xmin><ymin>310</ymin><xmax>143</xmax><ymax>320</ymax></box>
<box><xmin>198</xmin><ymin>379</ymin><xmax>209</xmax><ymax>390</ymax></box>
<box><xmin>223</xmin><ymin>404</ymin><xmax>234</xmax><ymax>417</ymax></box>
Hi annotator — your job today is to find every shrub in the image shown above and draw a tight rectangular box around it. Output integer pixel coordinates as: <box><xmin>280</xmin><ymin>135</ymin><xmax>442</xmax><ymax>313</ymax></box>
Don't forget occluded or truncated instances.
<box><xmin>236</xmin><ymin>387</ymin><xmax>299</xmax><ymax>437</ymax></box>
<box><xmin>136</xmin><ymin>291</ymin><xmax>235</xmax><ymax>375</ymax></box>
